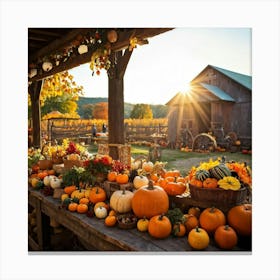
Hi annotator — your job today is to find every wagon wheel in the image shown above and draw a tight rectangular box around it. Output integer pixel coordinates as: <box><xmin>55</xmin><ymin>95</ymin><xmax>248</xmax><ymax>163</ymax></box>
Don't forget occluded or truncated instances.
<box><xmin>224</xmin><ymin>131</ymin><xmax>238</xmax><ymax>147</ymax></box>
<box><xmin>178</xmin><ymin>128</ymin><xmax>194</xmax><ymax>149</ymax></box>
<box><xmin>192</xmin><ymin>133</ymin><xmax>217</xmax><ymax>152</ymax></box>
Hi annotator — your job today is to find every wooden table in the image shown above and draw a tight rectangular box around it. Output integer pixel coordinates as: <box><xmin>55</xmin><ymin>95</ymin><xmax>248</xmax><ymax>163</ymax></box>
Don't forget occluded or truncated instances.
<box><xmin>28</xmin><ymin>187</ymin><xmax>251</xmax><ymax>252</ymax></box>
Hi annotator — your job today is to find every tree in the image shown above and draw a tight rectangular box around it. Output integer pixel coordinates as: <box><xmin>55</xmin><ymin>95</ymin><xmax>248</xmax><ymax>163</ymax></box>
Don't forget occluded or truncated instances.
<box><xmin>130</xmin><ymin>104</ymin><xmax>153</xmax><ymax>119</ymax></box>
<box><xmin>28</xmin><ymin>71</ymin><xmax>83</xmax><ymax>119</ymax></box>
<box><xmin>93</xmin><ymin>102</ymin><xmax>108</xmax><ymax>119</ymax></box>
<box><xmin>81</xmin><ymin>104</ymin><xmax>96</xmax><ymax>119</ymax></box>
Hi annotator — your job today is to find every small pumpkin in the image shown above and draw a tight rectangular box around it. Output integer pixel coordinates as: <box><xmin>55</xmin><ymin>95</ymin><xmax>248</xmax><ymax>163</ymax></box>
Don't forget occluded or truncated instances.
<box><xmin>94</xmin><ymin>201</ymin><xmax>110</xmax><ymax>212</ymax></box>
<box><xmin>183</xmin><ymin>214</ymin><xmax>199</xmax><ymax>233</ymax></box>
<box><xmin>94</xmin><ymin>206</ymin><xmax>108</xmax><ymax>219</ymax></box>
<box><xmin>173</xmin><ymin>222</ymin><xmax>186</xmax><ymax>237</ymax></box>
<box><xmin>68</xmin><ymin>202</ymin><xmax>78</xmax><ymax>212</ymax></box>
<box><xmin>164</xmin><ymin>181</ymin><xmax>186</xmax><ymax>196</ymax></box>
<box><xmin>137</xmin><ymin>217</ymin><xmax>149</xmax><ymax>232</ymax></box>
<box><xmin>133</xmin><ymin>175</ymin><xmax>149</xmax><ymax>189</ymax></box>
<box><xmin>110</xmin><ymin>189</ymin><xmax>134</xmax><ymax>213</ymax></box>
<box><xmin>199</xmin><ymin>207</ymin><xmax>226</xmax><ymax>234</ymax></box>
<box><xmin>105</xmin><ymin>215</ymin><xmax>117</xmax><ymax>227</ymax></box>
<box><xmin>116</xmin><ymin>173</ymin><xmax>129</xmax><ymax>184</ymax></box>
<box><xmin>214</xmin><ymin>225</ymin><xmax>238</xmax><ymax>250</ymax></box>
<box><xmin>79</xmin><ymin>197</ymin><xmax>89</xmax><ymax>205</ymax></box>
<box><xmin>89</xmin><ymin>186</ymin><xmax>106</xmax><ymax>204</ymax></box>
<box><xmin>188</xmin><ymin>226</ymin><xmax>210</xmax><ymax>250</ymax></box>
<box><xmin>142</xmin><ymin>161</ymin><xmax>154</xmax><ymax>173</ymax></box>
<box><xmin>107</xmin><ymin>171</ymin><xmax>118</xmax><ymax>182</ymax></box>
<box><xmin>64</xmin><ymin>185</ymin><xmax>76</xmax><ymax>195</ymax></box>
<box><xmin>188</xmin><ymin>207</ymin><xmax>201</xmax><ymax>219</ymax></box>
<box><xmin>189</xmin><ymin>178</ymin><xmax>203</xmax><ymax>188</ymax></box>
<box><xmin>71</xmin><ymin>189</ymin><xmax>85</xmax><ymax>200</ymax></box>
<box><xmin>148</xmin><ymin>214</ymin><xmax>172</xmax><ymax>239</ymax></box>
<box><xmin>227</xmin><ymin>204</ymin><xmax>252</xmax><ymax>236</ymax></box>
<box><xmin>50</xmin><ymin>176</ymin><xmax>62</xmax><ymax>189</ymax></box>
<box><xmin>202</xmin><ymin>177</ymin><xmax>218</xmax><ymax>188</ymax></box>
<box><xmin>77</xmin><ymin>203</ymin><xmax>88</xmax><ymax>214</ymax></box>
<box><xmin>43</xmin><ymin>175</ymin><xmax>55</xmax><ymax>187</ymax></box>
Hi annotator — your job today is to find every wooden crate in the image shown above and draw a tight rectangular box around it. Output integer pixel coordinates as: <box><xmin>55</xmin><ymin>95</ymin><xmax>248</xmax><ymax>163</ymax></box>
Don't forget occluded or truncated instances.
<box><xmin>103</xmin><ymin>181</ymin><xmax>134</xmax><ymax>199</ymax></box>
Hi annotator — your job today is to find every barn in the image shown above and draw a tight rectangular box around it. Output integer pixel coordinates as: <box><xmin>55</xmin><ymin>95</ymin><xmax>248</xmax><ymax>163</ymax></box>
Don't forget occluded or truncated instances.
<box><xmin>166</xmin><ymin>64</ymin><xmax>252</xmax><ymax>150</ymax></box>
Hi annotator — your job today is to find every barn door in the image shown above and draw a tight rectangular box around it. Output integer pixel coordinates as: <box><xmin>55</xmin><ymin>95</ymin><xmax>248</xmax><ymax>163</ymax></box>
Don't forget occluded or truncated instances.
<box><xmin>195</xmin><ymin>102</ymin><xmax>211</xmax><ymax>133</ymax></box>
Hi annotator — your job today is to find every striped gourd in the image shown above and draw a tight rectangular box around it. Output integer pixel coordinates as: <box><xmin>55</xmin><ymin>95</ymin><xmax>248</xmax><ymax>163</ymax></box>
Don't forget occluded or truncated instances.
<box><xmin>209</xmin><ymin>164</ymin><xmax>231</xmax><ymax>180</ymax></box>
<box><xmin>195</xmin><ymin>169</ymin><xmax>211</xmax><ymax>181</ymax></box>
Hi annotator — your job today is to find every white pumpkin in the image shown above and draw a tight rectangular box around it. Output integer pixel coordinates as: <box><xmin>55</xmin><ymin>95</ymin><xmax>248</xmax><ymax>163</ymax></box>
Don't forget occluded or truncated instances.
<box><xmin>43</xmin><ymin>175</ymin><xmax>55</xmax><ymax>187</ymax></box>
<box><xmin>50</xmin><ymin>176</ymin><xmax>62</xmax><ymax>189</ymax></box>
<box><xmin>133</xmin><ymin>175</ymin><xmax>149</xmax><ymax>190</ymax></box>
<box><xmin>94</xmin><ymin>206</ymin><xmax>108</xmax><ymax>219</ymax></box>
<box><xmin>142</xmin><ymin>161</ymin><xmax>154</xmax><ymax>173</ymax></box>
<box><xmin>110</xmin><ymin>189</ymin><xmax>134</xmax><ymax>213</ymax></box>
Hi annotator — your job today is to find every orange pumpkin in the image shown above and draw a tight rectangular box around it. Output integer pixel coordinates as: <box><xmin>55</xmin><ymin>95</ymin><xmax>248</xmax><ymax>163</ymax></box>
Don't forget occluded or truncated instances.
<box><xmin>189</xmin><ymin>178</ymin><xmax>203</xmax><ymax>188</ymax></box>
<box><xmin>148</xmin><ymin>214</ymin><xmax>172</xmax><ymax>239</ymax></box>
<box><xmin>116</xmin><ymin>173</ymin><xmax>129</xmax><ymax>184</ymax></box>
<box><xmin>188</xmin><ymin>207</ymin><xmax>201</xmax><ymax>219</ymax></box>
<box><xmin>199</xmin><ymin>207</ymin><xmax>226</xmax><ymax>234</ymax></box>
<box><xmin>164</xmin><ymin>182</ymin><xmax>186</xmax><ymax>196</ymax></box>
<box><xmin>37</xmin><ymin>171</ymin><xmax>48</xmax><ymax>180</ymax></box>
<box><xmin>94</xmin><ymin>201</ymin><xmax>110</xmax><ymax>212</ymax></box>
<box><xmin>79</xmin><ymin>197</ymin><xmax>89</xmax><ymax>205</ymax></box>
<box><xmin>173</xmin><ymin>223</ymin><xmax>186</xmax><ymax>237</ymax></box>
<box><xmin>68</xmin><ymin>202</ymin><xmax>78</xmax><ymax>212</ymax></box>
<box><xmin>188</xmin><ymin>226</ymin><xmax>210</xmax><ymax>250</ymax></box>
<box><xmin>107</xmin><ymin>171</ymin><xmax>118</xmax><ymax>182</ymax></box>
<box><xmin>227</xmin><ymin>204</ymin><xmax>252</xmax><ymax>236</ymax></box>
<box><xmin>183</xmin><ymin>214</ymin><xmax>199</xmax><ymax>233</ymax></box>
<box><xmin>131</xmin><ymin>180</ymin><xmax>169</xmax><ymax>218</ymax></box>
<box><xmin>202</xmin><ymin>178</ymin><xmax>218</xmax><ymax>188</ymax></box>
<box><xmin>77</xmin><ymin>203</ymin><xmax>88</xmax><ymax>214</ymax></box>
<box><xmin>47</xmin><ymin>169</ymin><xmax>56</xmax><ymax>175</ymax></box>
<box><xmin>64</xmin><ymin>185</ymin><xmax>76</xmax><ymax>195</ymax></box>
<box><xmin>89</xmin><ymin>186</ymin><xmax>106</xmax><ymax>204</ymax></box>
<box><xmin>214</xmin><ymin>225</ymin><xmax>238</xmax><ymax>250</ymax></box>
<box><xmin>164</xmin><ymin>169</ymin><xmax>180</xmax><ymax>178</ymax></box>
<box><xmin>104</xmin><ymin>215</ymin><xmax>117</xmax><ymax>227</ymax></box>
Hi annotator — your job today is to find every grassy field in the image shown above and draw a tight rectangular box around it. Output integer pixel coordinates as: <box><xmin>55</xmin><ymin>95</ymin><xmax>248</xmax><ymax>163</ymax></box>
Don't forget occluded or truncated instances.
<box><xmin>88</xmin><ymin>144</ymin><xmax>252</xmax><ymax>176</ymax></box>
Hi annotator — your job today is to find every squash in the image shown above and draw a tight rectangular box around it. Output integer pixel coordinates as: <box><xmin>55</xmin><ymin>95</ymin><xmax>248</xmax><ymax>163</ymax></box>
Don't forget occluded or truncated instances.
<box><xmin>116</xmin><ymin>173</ymin><xmax>129</xmax><ymax>184</ymax></box>
<box><xmin>148</xmin><ymin>214</ymin><xmax>172</xmax><ymax>239</ymax></box>
<box><xmin>64</xmin><ymin>185</ymin><xmax>76</xmax><ymax>195</ymax></box>
<box><xmin>173</xmin><ymin>223</ymin><xmax>186</xmax><ymax>237</ymax></box>
<box><xmin>109</xmin><ymin>189</ymin><xmax>134</xmax><ymax>213</ymax></box>
<box><xmin>131</xmin><ymin>180</ymin><xmax>169</xmax><ymax>218</ymax></box>
<box><xmin>71</xmin><ymin>189</ymin><xmax>85</xmax><ymax>200</ymax></box>
<box><xmin>218</xmin><ymin>176</ymin><xmax>241</xmax><ymax>190</ymax></box>
<box><xmin>43</xmin><ymin>175</ymin><xmax>55</xmax><ymax>187</ymax></box>
<box><xmin>104</xmin><ymin>215</ymin><xmax>117</xmax><ymax>227</ymax></box>
<box><xmin>164</xmin><ymin>181</ymin><xmax>186</xmax><ymax>196</ymax></box>
<box><xmin>183</xmin><ymin>214</ymin><xmax>199</xmax><ymax>233</ymax></box>
<box><xmin>133</xmin><ymin>175</ymin><xmax>149</xmax><ymax>189</ymax></box>
<box><xmin>199</xmin><ymin>207</ymin><xmax>226</xmax><ymax>234</ymax></box>
<box><xmin>209</xmin><ymin>163</ymin><xmax>231</xmax><ymax>180</ymax></box>
<box><xmin>189</xmin><ymin>178</ymin><xmax>203</xmax><ymax>188</ymax></box>
<box><xmin>142</xmin><ymin>161</ymin><xmax>154</xmax><ymax>173</ymax></box>
<box><xmin>107</xmin><ymin>171</ymin><xmax>118</xmax><ymax>182</ymax></box>
<box><xmin>68</xmin><ymin>202</ymin><xmax>78</xmax><ymax>212</ymax></box>
<box><xmin>77</xmin><ymin>203</ymin><xmax>88</xmax><ymax>214</ymax></box>
<box><xmin>188</xmin><ymin>226</ymin><xmax>210</xmax><ymax>250</ymax></box>
<box><xmin>50</xmin><ymin>176</ymin><xmax>62</xmax><ymax>189</ymax></box>
<box><xmin>195</xmin><ymin>169</ymin><xmax>210</xmax><ymax>181</ymax></box>
<box><xmin>227</xmin><ymin>204</ymin><xmax>252</xmax><ymax>236</ymax></box>
<box><xmin>214</xmin><ymin>225</ymin><xmax>238</xmax><ymax>250</ymax></box>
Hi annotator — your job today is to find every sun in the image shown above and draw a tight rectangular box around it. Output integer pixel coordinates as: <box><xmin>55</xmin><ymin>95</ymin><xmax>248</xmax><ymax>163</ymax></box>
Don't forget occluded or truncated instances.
<box><xmin>184</xmin><ymin>82</ymin><xmax>193</xmax><ymax>95</ymax></box>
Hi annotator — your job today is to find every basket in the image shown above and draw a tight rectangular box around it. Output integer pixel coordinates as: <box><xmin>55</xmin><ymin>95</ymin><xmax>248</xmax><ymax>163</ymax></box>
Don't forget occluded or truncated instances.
<box><xmin>189</xmin><ymin>184</ymin><xmax>247</xmax><ymax>210</ymax></box>
<box><xmin>63</xmin><ymin>159</ymin><xmax>84</xmax><ymax>170</ymax></box>
<box><xmin>117</xmin><ymin>213</ymin><xmax>137</xmax><ymax>229</ymax></box>
<box><xmin>38</xmin><ymin>159</ymin><xmax>53</xmax><ymax>170</ymax></box>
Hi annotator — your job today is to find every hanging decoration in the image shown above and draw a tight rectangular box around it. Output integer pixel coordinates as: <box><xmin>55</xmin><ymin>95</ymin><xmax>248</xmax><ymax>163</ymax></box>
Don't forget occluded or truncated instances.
<box><xmin>89</xmin><ymin>47</ymin><xmax>111</xmax><ymax>76</ymax></box>
<box><xmin>42</xmin><ymin>61</ymin><xmax>53</xmax><ymax>72</ymax></box>
<box><xmin>129</xmin><ymin>37</ymin><xmax>138</xmax><ymax>51</ymax></box>
<box><xmin>107</xmin><ymin>29</ymin><xmax>118</xmax><ymax>43</ymax></box>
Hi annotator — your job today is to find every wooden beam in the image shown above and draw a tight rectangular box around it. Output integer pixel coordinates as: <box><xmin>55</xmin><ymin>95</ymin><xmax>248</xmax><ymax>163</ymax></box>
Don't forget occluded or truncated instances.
<box><xmin>29</xmin><ymin>29</ymin><xmax>62</xmax><ymax>37</ymax></box>
<box><xmin>118</xmin><ymin>48</ymin><xmax>133</xmax><ymax>78</ymax></box>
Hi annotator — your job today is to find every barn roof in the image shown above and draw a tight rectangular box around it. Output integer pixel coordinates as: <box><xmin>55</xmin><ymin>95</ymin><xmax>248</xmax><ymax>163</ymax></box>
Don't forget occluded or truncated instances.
<box><xmin>200</xmin><ymin>83</ymin><xmax>235</xmax><ymax>101</ymax></box>
<box><xmin>208</xmin><ymin>65</ymin><xmax>252</xmax><ymax>90</ymax></box>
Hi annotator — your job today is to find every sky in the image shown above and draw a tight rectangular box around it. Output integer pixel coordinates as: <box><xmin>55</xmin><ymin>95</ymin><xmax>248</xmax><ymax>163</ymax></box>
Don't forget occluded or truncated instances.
<box><xmin>69</xmin><ymin>27</ymin><xmax>251</xmax><ymax>105</ymax></box>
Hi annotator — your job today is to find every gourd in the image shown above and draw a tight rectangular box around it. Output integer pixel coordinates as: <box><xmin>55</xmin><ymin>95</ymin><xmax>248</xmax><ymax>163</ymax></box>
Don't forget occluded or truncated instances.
<box><xmin>209</xmin><ymin>163</ymin><xmax>231</xmax><ymax>180</ymax></box>
<box><xmin>77</xmin><ymin>203</ymin><xmax>88</xmax><ymax>214</ymax></box>
<box><xmin>131</xmin><ymin>180</ymin><xmax>169</xmax><ymax>218</ymax></box>
<box><xmin>148</xmin><ymin>214</ymin><xmax>172</xmax><ymax>239</ymax></box>
<box><xmin>43</xmin><ymin>175</ymin><xmax>55</xmax><ymax>187</ymax></box>
<box><xmin>195</xmin><ymin>169</ymin><xmax>210</xmax><ymax>181</ymax></box>
<box><xmin>94</xmin><ymin>206</ymin><xmax>108</xmax><ymax>219</ymax></box>
<box><xmin>218</xmin><ymin>176</ymin><xmax>241</xmax><ymax>190</ymax></box>
<box><xmin>164</xmin><ymin>181</ymin><xmax>186</xmax><ymax>196</ymax></box>
<box><xmin>105</xmin><ymin>215</ymin><xmax>117</xmax><ymax>227</ymax></box>
<box><xmin>142</xmin><ymin>161</ymin><xmax>154</xmax><ymax>173</ymax></box>
<box><xmin>109</xmin><ymin>189</ymin><xmax>134</xmax><ymax>213</ymax></box>
<box><xmin>71</xmin><ymin>189</ymin><xmax>85</xmax><ymax>200</ymax></box>
<box><xmin>199</xmin><ymin>207</ymin><xmax>226</xmax><ymax>234</ymax></box>
<box><xmin>188</xmin><ymin>226</ymin><xmax>210</xmax><ymax>250</ymax></box>
<box><xmin>107</xmin><ymin>171</ymin><xmax>118</xmax><ymax>182</ymax></box>
<box><xmin>116</xmin><ymin>173</ymin><xmax>129</xmax><ymax>184</ymax></box>
<box><xmin>214</xmin><ymin>225</ymin><xmax>238</xmax><ymax>250</ymax></box>
<box><xmin>50</xmin><ymin>176</ymin><xmax>62</xmax><ymax>189</ymax></box>
<box><xmin>227</xmin><ymin>204</ymin><xmax>252</xmax><ymax>236</ymax></box>
<box><xmin>64</xmin><ymin>185</ymin><xmax>76</xmax><ymax>195</ymax></box>
<box><xmin>133</xmin><ymin>175</ymin><xmax>149</xmax><ymax>189</ymax></box>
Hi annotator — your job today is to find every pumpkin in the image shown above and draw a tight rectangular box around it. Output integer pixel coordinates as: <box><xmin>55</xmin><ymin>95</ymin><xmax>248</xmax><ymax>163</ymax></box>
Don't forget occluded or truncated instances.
<box><xmin>199</xmin><ymin>207</ymin><xmax>226</xmax><ymax>234</ymax></box>
<box><xmin>214</xmin><ymin>225</ymin><xmax>238</xmax><ymax>250</ymax></box>
<box><xmin>150</xmin><ymin>173</ymin><xmax>159</xmax><ymax>182</ymax></box>
<box><xmin>61</xmin><ymin>193</ymin><xmax>69</xmax><ymax>202</ymax></box>
<box><xmin>68</xmin><ymin>202</ymin><xmax>78</xmax><ymax>212</ymax></box>
<box><xmin>109</xmin><ymin>189</ymin><xmax>134</xmax><ymax>213</ymax></box>
<box><xmin>131</xmin><ymin>180</ymin><xmax>169</xmax><ymax>218</ymax></box>
<box><xmin>43</xmin><ymin>175</ymin><xmax>55</xmax><ymax>187</ymax></box>
<box><xmin>227</xmin><ymin>204</ymin><xmax>252</xmax><ymax>236</ymax></box>
<box><xmin>71</xmin><ymin>189</ymin><xmax>85</xmax><ymax>200</ymax></box>
<box><xmin>64</xmin><ymin>185</ymin><xmax>76</xmax><ymax>195</ymax></box>
<box><xmin>47</xmin><ymin>169</ymin><xmax>56</xmax><ymax>176</ymax></box>
<box><xmin>37</xmin><ymin>171</ymin><xmax>48</xmax><ymax>180</ymax></box>
<box><xmin>189</xmin><ymin>178</ymin><xmax>203</xmax><ymax>188</ymax></box>
<box><xmin>137</xmin><ymin>217</ymin><xmax>149</xmax><ymax>232</ymax></box>
<box><xmin>50</xmin><ymin>176</ymin><xmax>62</xmax><ymax>189</ymax></box>
<box><xmin>89</xmin><ymin>187</ymin><xmax>106</xmax><ymax>204</ymax></box>
<box><xmin>183</xmin><ymin>214</ymin><xmax>199</xmax><ymax>233</ymax></box>
<box><xmin>188</xmin><ymin>207</ymin><xmax>201</xmax><ymax>219</ymax></box>
<box><xmin>195</xmin><ymin>169</ymin><xmax>211</xmax><ymax>181</ymax></box>
<box><xmin>94</xmin><ymin>201</ymin><xmax>110</xmax><ymax>212</ymax></box>
<box><xmin>173</xmin><ymin>223</ymin><xmax>186</xmax><ymax>237</ymax></box>
<box><xmin>142</xmin><ymin>161</ymin><xmax>154</xmax><ymax>173</ymax></box>
<box><xmin>79</xmin><ymin>197</ymin><xmax>89</xmax><ymax>205</ymax></box>
<box><xmin>188</xmin><ymin>226</ymin><xmax>210</xmax><ymax>250</ymax></box>
<box><xmin>133</xmin><ymin>175</ymin><xmax>149</xmax><ymax>189</ymax></box>
<box><xmin>107</xmin><ymin>171</ymin><xmax>118</xmax><ymax>182</ymax></box>
<box><xmin>164</xmin><ymin>169</ymin><xmax>180</xmax><ymax>178</ymax></box>
<box><xmin>77</xmin><ymin>203</ymin><xmax>88</xmax><ymax>214</ymax></box>
<box><xmin>148</xmin><ymin>214</ymin><xmax>172</xmax><ymax>239</ymax></box>
<box><xmin>116</xmin><ymin>173</ymin><xmax>129</xmax><ymax>184</ymax></box>
<box><xmin>202</xmin><ymin>177</ymin><xmax>218</xmax><ymax>188</ymax></box>
<box><xmin>108</xmin><ymin>209</ymin><xmax>117</xmax><ymax>216</ymax></box>
<box><xmin>104</xmin><ymin>215</ymin><xmax>117</xmax><ymax>227</ymax></box>
<box><xmin>218</xmin><ymin>176</ymin><xmax>241</xmax><ymax>191</ymax></box>
<box><xmin>94</xmin><ymin>206</ymin><xmax>108</xmax><ymax>219</ymax></box>
<box><xmin>164</xmin><ymin>181</ymin><xmax>186</xmax><ymax>196</ymax></box>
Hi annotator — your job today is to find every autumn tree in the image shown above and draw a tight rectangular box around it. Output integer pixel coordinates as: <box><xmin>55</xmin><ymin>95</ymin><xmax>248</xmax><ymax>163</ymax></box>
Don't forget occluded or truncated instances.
<box><xmin>81</xmin><ymin>104</ymin><xmax>96</xmax><ymax>119</ymax></box>
<box><xmin>28</xmin><ymin>71</ymin><xmax>83</xmax><ymax>119</ymax></box>
<box><xmin>93</xmin><ymin>102</ymin><xmax>108</xmax><ymax>119</ymax></box>
<box><xmin>130</xmin><ymin>104</ymin><xmax>153</xmax><ymax>119</ymax></box>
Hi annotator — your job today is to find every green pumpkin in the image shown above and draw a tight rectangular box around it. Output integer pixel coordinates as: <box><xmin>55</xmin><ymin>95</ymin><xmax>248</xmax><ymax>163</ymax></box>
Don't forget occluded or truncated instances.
<box><xmin>195</xmin><ymin>169</ymin><xmax>211</xmax><ymax>181</ymax></box>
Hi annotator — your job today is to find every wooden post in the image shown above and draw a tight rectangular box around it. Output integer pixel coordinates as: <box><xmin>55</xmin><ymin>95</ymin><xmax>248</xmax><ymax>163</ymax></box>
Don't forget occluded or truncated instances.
<box><xmin>108</xmin><ymin>49</ymin><xmax>133</xmax><ymax>159</ymax></box>
<box><xmin>29</xmin><ymin>80</ymin><xmax>43</xmax><ymax>148</ymax></box>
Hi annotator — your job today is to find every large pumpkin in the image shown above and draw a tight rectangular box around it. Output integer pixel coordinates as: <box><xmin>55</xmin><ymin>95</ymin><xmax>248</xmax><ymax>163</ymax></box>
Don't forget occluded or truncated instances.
<box><xmin>148</xmin><ymin>214</ymin><xmax>172</xmax><ymax>239</ymax></box>
<box><xmin>89</xmin><ymin>186</ymin><xmax>106</xmax><ymax>204</ymax></box>
<box><xmin>109</xmin><ymin>189</ymin><xmax>134</xmax><ymax>213</ymax></box>
<box><xmin>131</xmin><ymin>180</ymin><xmax>169</xmax><ymax>218</ymax></box>
<box><xmin>227</xmin><ymin>204</ymin><xmax>252</xmax><ymax>236</ymax></box>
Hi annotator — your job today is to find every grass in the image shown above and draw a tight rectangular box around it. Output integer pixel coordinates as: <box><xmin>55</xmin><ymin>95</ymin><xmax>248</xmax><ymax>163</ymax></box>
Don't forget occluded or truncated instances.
<box><xmin>87</xmin><ymin>143</ymin><xmax>252</xmax><ymax>175</ymax></box>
